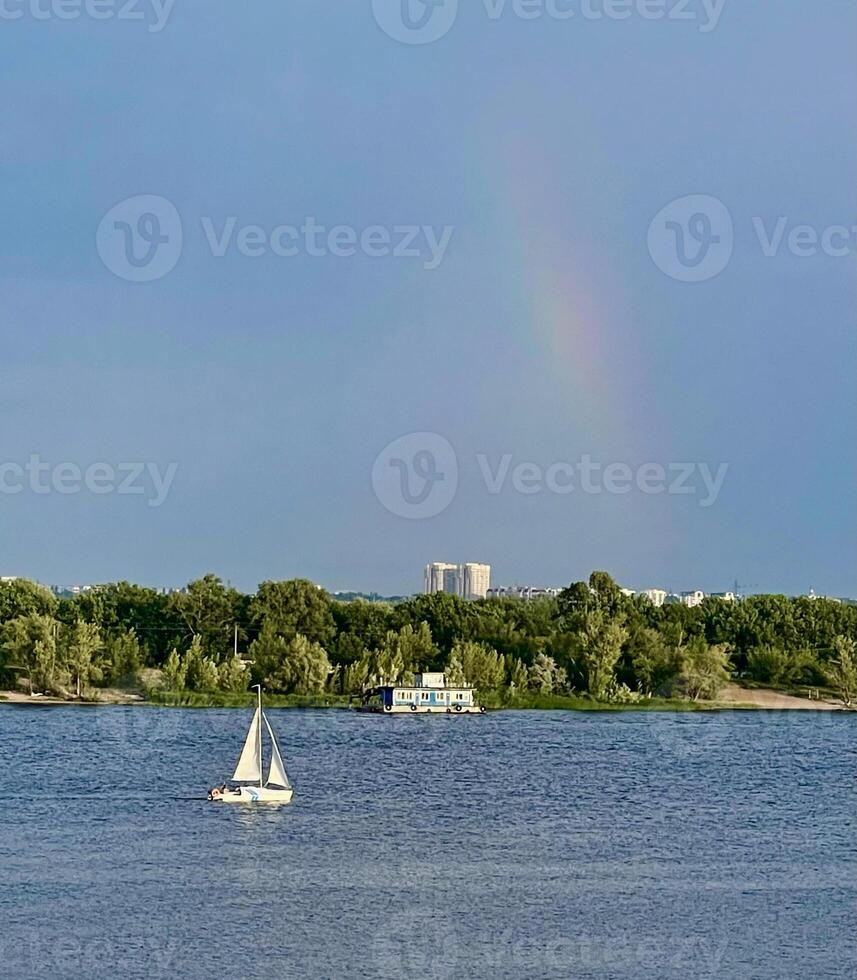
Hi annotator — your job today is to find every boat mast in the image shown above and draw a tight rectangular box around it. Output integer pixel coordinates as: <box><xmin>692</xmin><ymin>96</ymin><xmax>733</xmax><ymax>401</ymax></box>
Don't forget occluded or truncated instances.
<box><xmin>253</xmin><ymin>683</ymin><xmax>263</xmax><ymax>789</ymax></box>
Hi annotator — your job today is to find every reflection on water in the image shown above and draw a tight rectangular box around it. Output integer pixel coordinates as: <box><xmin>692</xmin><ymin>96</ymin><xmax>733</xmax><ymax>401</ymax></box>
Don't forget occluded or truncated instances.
<box><xmin>1</xmin><ymin>706</ymin><xmax>855</xmax><ymax>979</ymax></box>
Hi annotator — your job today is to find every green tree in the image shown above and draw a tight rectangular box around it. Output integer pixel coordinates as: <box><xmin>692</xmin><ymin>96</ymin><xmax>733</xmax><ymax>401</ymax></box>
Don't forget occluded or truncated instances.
<box><xmin>331</xmin><ymin>633</ymin><xmax>368</xmax><ymax>668</ymax></box>
<box><xmin>450</xmin><ymin>640</ymin><xmax>505</xmax><ymax>690</ymax></box>
<box><xmin>395</xmin><ymin>592</ymin><xmax>473</xmax><ymax>656</ymax></box>
<box><xmin>195</xmin><ymin>657</ymin><xmax>220</xmax><ymax>692</ymax></box>
<box><xmin>655</xmin><ymin>602</ymin><xmax>706</xmax><ymax>650</ymax></box>
<box><xmin>444</xmin><ymin>651</ymin><xmax>467</xmax><ymax>687</ymax></box>
<box><xmin>828</xmin><ymin>636</ymin><xmax>857</xmax><ymax>708</ymax></box>
<box><xmin>248</xmin><ymin>625</ymin><xmax>290</xmax><ymax>687</ymax></box>
<box><xmin>675</xmin><ymin>638</ymin><xmax>732</xmax><ymax>701</ymax></box>
<box><xmin>64</xmin><ymin>621</ymin><xmax>103</xmax><ymax>697</ymax></box>
<box><xmin>558</xmin><ymin>571</ymin><xmax>628</xmax><ymax>629</ymax></box>
<box><xmin>250</xmin><ymin>580</ymin><xmax>335</xmax><ymax>647</ymax></box>
<box><xmin>218</xmin><ymin>656</ymin><xmax>249</xmax><ymax>693</ymax></box>
<box><xmin>0</xmin><ymin>579</ymin><xmax>58</xmax><ymax>624</ymax></box>
<box><xmin>746</xmin><ymin>645</ymin><xmax>821</xmax><ymax>687</ymax></box>
<box><xmin>506</xmin><ymin>656</ymin><xmax>529</xmax><ymax>690</ymax></box>
<box><xmin>169</xmin><ymin>575</ymin><xmax>244</xmax><ymax>661</ymax></box>
<box><xmin>2</xmin><ymin>614</ymin><xmax>62</xmax><ymax>694</ymax></box>
<box><xmin>747</xmin><ymin>645</ymin><xmax>790</xmax><ymax>684</ymax></box>
<box><xmin>70</xmin><ymin>582</ymin><xmax>183</xmax><ymax>664</ymax></box>
<box><xmin>331</xmin><ymin>600</ymin><xmax>394</xmax><ymax>656</ymax></box>
<box><xmin>576</xmin><ymin>610</ymin><xmax>628</xmax><ymax>700</ymax></box>
<box><xmin>341</xmin><ymin>654</ymin><xmax>372</xmax><ymax>694</ymax></box>
<box><xmin>369</xmin><ymin>634</ymin><xmax>407</xmax><ymax>686</ymax></box>
<box><xmin>182</xmin><ymin>635</ymin><xmax>208</xmax><ymax>689</ymax></box>
<box><xmin>629</xmin><ymin>627</ymin><xmax>680</xmax><ymax>696</ymax></box>
<box><xmin>528</xmin><ymin>653</ymin><xmax>566</xmax><ymax>694</ymax></box>
<box><xmin>269</xmin><ymin>634</ymin><xmax>331</xmax><ymax>695</ymax></box>
<box><xmin>464</xmin><ymin>596</ymin><xmax>558</xmax><ymax>667</ymax></box>
<box><xmin>162</xmin><ymin>649</ymin><xmax>186</xmax><ymax>690</ymax></box>
<box><xmin>103</xmin><ymin>629</ymin><xmax>144</xmax><ymax>686</ymax></box>
<box><xmin>372</xmin><ymin>623</ymin><xmax>436</xmax><ymax>681</ymax></box>
<box><xmin>396</xmin><ymin>623</ymin><xmax>436</xmax><ymax>673</ymax></box>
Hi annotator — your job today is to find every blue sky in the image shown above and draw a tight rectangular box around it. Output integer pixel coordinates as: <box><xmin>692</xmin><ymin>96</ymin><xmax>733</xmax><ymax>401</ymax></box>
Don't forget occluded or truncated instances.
<box><xmin>1</xmin><ymin>0</ymin><xmax>854</xmax><ymax>597</ymax></box>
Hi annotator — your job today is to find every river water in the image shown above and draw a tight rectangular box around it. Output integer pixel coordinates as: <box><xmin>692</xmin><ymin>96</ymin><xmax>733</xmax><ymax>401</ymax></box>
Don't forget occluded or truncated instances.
<box><xmin>1</xmin><ymin>706</ymin><xmax>854</xmax><ymax>979</ymax></box>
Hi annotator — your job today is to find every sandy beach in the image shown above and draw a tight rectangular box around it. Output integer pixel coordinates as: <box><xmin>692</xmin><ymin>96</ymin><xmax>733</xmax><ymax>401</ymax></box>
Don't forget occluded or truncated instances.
<box><xmin>0</xmin><ymin>690</ymin><xmax>144</xmax><ymax>706</ymax></box>
<box><xmin>719</xmin><ymin>684</ymin><xmax>844</xmax><ymax>711</ymax></box>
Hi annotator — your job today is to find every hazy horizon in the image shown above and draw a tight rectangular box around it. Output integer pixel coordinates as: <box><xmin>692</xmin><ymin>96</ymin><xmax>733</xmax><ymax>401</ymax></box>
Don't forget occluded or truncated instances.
<box><xmin>23</xmin><ymin>570</ymin><xmax>857</xmax><ymax>603</ymax></box>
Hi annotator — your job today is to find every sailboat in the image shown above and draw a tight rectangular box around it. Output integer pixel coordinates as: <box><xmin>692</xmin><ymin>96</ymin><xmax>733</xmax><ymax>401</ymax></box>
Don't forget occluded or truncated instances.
<box><xmin>208</xmin><ymin>685</ymin><xmax>294</xmax><ymax>804</ymax></box>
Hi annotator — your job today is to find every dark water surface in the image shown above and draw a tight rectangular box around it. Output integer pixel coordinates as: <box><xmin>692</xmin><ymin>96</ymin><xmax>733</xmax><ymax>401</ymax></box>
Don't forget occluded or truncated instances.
<box><xmin>1</xmin><ymin>706</ymin><xmax>854</xmax><ymax>979</ymax></box>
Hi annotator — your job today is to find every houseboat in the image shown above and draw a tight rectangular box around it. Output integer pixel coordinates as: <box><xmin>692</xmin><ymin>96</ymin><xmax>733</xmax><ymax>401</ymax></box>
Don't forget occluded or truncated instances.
<box><xmin>362</xmin><ymin>672</ymin><xmax>484</xmax><ymax>714</ymax></box>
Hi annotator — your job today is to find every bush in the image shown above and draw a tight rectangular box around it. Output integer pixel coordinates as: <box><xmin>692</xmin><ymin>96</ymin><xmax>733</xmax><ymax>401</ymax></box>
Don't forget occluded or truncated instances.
<box><xmin>103</xmin><ymin>629</ymin><xmax>143</xmax><ymax>686</ymax></box>
<box><xmin>217</xmin><ymin>656</ymin><xmax>248</xmax><ymax>693</ymax></box>
<box><xmin>674</xmin><ymin>638</ymin><xmax>732</xmax><ymax>701</ymax></box>
<box><xmin>449</xmin><ymin>641</ymin><xmax>505</xmax><ymax>690</ymax></box>
<box><xmin>161</xmin><ymin>649</ymin><xmax>186</xmax><ymax>691</ymax></box>
<box><xmin>603</xmin><ymin>681</ymin><xmax>647</xmax><ymax>705</ymax></box>
<box><xmin>747</xmin><ymin>646</ymin><xmax>824</xmax><ymax>686</ymax></box>
<box><xmin>528</xmin><ymin>653</ymin><xmax>567</xmax><ymax>694</ymax></box>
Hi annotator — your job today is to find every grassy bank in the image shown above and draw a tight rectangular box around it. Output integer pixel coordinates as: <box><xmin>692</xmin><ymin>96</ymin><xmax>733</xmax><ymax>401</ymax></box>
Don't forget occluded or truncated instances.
<box><xmin>477</xmin><ymin>690</ymin><xmax>710</xmax><ymax>712</ymax></box>
<box><xmin>7</xmin><ymin>686</ymin><xmax>836</xmax><ymax>712</ymax></box>
<box><xmin>146</xmin><ymin>688</ymin><xmax>709</xmax><ymax>711</ymax></box>
<box><xmin>147</xmin><ymin>690</ymin><xmax>353</xmax><ymax>709</ymax></box>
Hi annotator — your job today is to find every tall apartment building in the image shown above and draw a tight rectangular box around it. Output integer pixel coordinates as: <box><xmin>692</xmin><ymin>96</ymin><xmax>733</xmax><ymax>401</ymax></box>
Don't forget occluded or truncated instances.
<box><xmin>461</xmin><ymin>563</ymin><xmax>491</xmax><ymax>600</ymax></box>
<box><xmin>424</xmin><ymin>562</ymin><xmax>491</xmax><ymax>600</ymax></box>
<box><xmin>424</xmin><ymin>562</ymin><xmax>460</xmax><ymax>596</ymax></box>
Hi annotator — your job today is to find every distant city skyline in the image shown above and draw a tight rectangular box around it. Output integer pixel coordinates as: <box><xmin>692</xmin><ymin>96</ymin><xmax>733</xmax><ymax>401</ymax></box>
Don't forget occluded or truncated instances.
<box><xmin>11</xmin><ymin>572</ymin><xmax>853</xmax><ymax>606</ymax></box>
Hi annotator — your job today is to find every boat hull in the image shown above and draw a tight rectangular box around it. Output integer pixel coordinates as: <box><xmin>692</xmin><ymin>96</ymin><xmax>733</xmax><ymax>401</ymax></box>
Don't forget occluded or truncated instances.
<box><xmin>209</xmin><ymin>786</ymin><xmax>294</xmax><ymax>804</ymax></box>
<box><xmin>361</xmin><ymin>705</ymin><xmax>485</xmax><ymax>715</ymax></box>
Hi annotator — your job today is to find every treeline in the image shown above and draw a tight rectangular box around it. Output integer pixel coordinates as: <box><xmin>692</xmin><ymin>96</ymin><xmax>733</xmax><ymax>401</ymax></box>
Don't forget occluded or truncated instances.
<box><xmin>1</xmin><ymin>572</ymin><xmax>855</xmax><ymax>705</ymax></box>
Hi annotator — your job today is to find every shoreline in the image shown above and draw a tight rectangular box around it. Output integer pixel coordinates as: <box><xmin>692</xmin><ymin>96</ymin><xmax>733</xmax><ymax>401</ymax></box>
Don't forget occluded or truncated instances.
<box><xmin>0</xmin><ymin>690</ymin><xmax>146</xmax><ymax>706</ymax></box>
<box><xmin>1</xmin><ymin>687</ymin><xmax>848</xmax><ymax>712</ymax></box>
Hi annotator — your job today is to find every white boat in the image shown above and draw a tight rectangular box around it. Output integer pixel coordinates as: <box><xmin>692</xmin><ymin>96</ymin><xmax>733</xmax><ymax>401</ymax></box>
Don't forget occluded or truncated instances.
<box><xmin>208</xmin><ymin>685</ymin><xmax>294</xmax><ymax>804</ymax></box>
<box><xmin>360</xmin><ymin>671</ymin><xmax>485</xmax><ymax>714</ymax></box>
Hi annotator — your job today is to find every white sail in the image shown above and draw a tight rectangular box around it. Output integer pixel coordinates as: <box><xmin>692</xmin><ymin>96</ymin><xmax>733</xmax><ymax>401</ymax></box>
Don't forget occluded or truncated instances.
<box><xmin>263</xmin><ymin>713</ymin><xmax>291</xmax><ymax>788</ymax></box>
<box><xmin>232</xmin><ymin>707</ymin><xmax>262</xmax><ymax>782</ymax></box>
